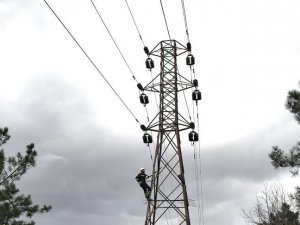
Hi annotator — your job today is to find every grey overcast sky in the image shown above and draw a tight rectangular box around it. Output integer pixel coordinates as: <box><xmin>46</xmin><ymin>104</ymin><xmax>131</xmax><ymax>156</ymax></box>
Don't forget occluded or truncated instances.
<box><xmin>1</xmin><ymin>0</ymin><xmax>300</xmax><ymax>225</ymax></box>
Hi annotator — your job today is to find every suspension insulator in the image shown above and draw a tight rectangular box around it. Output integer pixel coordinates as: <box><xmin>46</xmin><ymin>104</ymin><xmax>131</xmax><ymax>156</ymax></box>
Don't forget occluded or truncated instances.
<box><xmin>192</xmin><ymin>90</ymin><xmax>201</xmax><ymax>101</ymax></box>
<box><xmin>143</xmin><ymin>133</ymin><xmax>153</xmax><ymax>144</ymax></box>
<box><xmin>145</xmin><ymin>58</ymin><xmax>154</xmax><ymax>69</ymax></box>
<box><xmin>189</xmin><ymin>122</ymin><xmax>195</xmax><ymax>129</ymax></box>
<box><xmin>189</xmin><ymin>131</ymin><xmax>199</xmax><ymax>142</ymax></box>
<box><xmin>144</xmin><ymin>47</ymin><xmax>150</xmax><ymax>55</ymax></box>
<box><xmin>140</xmin><ymin>93</ymin><xmax>149</xmax><ymax>105</ymax></box>
<box><xmin>140</xmin><ymin>125</ymin><xmax>147</xmax><ymax>131</ymax></box>
<box><xmin>186</xmin><ymin>54</ymin><xmax>195</xmax><ymax>66</ymax></box>
<box><xmin>193</xmin><ymin>79</ymin><xmax>198</xmax><ymax>87</ymax></box>
<box><xmin>187</xmin><ymin>42</ymin><xmax>192</xmax><ymax>52</ymax></box>
<box><xmin>137</xmin><ymin>83</ymin><xmax>144</xmax><ymax>91</ymax></box>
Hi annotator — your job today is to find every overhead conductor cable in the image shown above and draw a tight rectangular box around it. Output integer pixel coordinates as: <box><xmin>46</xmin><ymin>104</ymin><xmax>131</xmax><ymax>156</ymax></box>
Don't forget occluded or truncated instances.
<box><xmin>181</xmin><ymin>0</ymin><xmax>190</xmax><ymax>42</ymax></box>
<box><xmin>43</xmin><ymin>0</ymin><xmax>141</xmax><ymax>125</ymax></box>
<box><xmin>123</xmin><ymin>1</ymin><xmax>158</xmax><ymax>163</ymax></box>
<box><xmin>90</xmin><ymin>0</ymin><xmax>139</xmax><ymax>83</ymax></box>
<box><xmin>160</xmin><ymin>0</ymin><xmax>171</xmax><ymax>40</ymax></box>
<box><xmin>197</xmin><ymin>105</ymin><xmax>205</xmax><ymax>225</ymax></box>
<box><xmin>124</xmin><ymin>0</ymin><xmax>146</xmax><ymax>47</ymax></box>
<box><xmin>181</xmin><ymin>0</ymin><xmax>204</xmax><ymax>222</ymax></box>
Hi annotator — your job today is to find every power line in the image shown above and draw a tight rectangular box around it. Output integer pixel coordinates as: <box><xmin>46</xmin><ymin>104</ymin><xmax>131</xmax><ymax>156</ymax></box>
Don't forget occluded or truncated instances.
<box><xmin>192</xmin><ymin>97</ymin><xmax>201</xmax><ymax>225</ymax></box>
<box><xmin>196</xmin><ymin>105</ymin><xmax>205</xmax><ymax>225</ymax></box>
<box><xmin>159</xmin><ymin>0</ymin><xmax>171</xmax><ymax>40</ymax></box>
<box><xmin>193</xmin><ymin>145</ymin><xmax>201</xmax><ymax>225</ymax></box>
<box><xmin>181</xmin><ymin>0</ymin><xmax>190</xmax><ymax>43</ymax></box>
<box><xmin>124</xmin><ymin>0</ymin><xmax>146</xmax><ymax>47</ymax></box>
<box><xmin>191</xmin><ymin>71</ymin><xmax>204</xmax><ymax>225</ymax></box>
<box><xmin>178</xmin><ymin>68</ymin><xmax>192</xmax><ymax>122</ymax></box>
<box><xmin>43</xmin><ymin>0</ymin><xmax>141</xmax><ymax>125</ymax></box>
<box><xmin>90</xmin><ymin>0</ymin><xmax>139</xmax><ymax>84</ymax></box>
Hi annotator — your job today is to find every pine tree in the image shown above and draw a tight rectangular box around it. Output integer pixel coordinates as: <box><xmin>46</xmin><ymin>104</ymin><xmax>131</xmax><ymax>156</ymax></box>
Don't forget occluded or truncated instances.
<box><xmin>258</xmin><ymin>203</ymin><xmax>300</xmax><ymax>225</ymax></box>
<box><xmin>244</xmin><ymin>82</ymin><xmax>300</xmax><ymax>225</ymax></box>
<box><xmin>0</xmin><ymin>127</ymin><xmax>51</xmax><ymax>225</ymax></box>
<box><xmin>269</xmin><ymin>82</ymin><xmax>300</xmax><ymax>174</ymax></box>
<box><xmin>243</xmin><ymin>183</ymin><xmax>299</xmax><ymax>225</ymax></box>
<box><xmin>269</xmin><ymin>142</ymin><xmax>300</xmax><ymax>175</ymax></box>
<box><xmin>286</xmin><ymin>85</ymin><xmax>300</xmax><ymax>124</ymax></box>
<box><xmin>267</xmin><ymin>81</ymin><xmax>300</xmax><ymax>222</ymax></box>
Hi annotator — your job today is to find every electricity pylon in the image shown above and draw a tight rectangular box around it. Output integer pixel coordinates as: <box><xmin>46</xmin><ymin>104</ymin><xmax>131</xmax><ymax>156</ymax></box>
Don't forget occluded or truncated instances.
<box><xmin>139</xmin><ymin>40</ymin><xmax>198</xmax><ymax>225</ymax></box>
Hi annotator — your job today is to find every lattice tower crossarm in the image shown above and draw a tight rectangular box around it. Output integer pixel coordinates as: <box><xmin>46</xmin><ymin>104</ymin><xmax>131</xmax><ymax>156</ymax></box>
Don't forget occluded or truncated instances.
<box><xmin>144</xmin><ymin>40</ymin><xmax>193</xmax><ymax>225</ymax></box>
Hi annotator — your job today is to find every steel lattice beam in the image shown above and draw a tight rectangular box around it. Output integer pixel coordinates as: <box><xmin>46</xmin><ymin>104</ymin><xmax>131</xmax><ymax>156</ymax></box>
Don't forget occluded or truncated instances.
<box><xmin>143</xmin><ymin>40</ymin><xmax>193</xmax><ymax>225</ymax></box>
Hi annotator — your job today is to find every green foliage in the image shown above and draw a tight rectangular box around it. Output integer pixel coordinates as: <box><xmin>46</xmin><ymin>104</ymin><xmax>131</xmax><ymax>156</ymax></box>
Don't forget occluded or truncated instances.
<box><xmin>265</xmin><ymin>82</ymin><xmax>300</xmax><ymax>224</ymax></box>
<box><xmin>285</xmin><ymin>84</ymin><xmax>300</xmax><ymax>124</ymax></box>
<box><xmin>269</xmin><ymin>142</ymin><xmax>300</xmax><ymax>176</ymax></box>
<box><xmin>291</xmin><ymin>187</ymin><xmax>300</xmax><ymax>211</ymax></box>
<box><xmin>0</xmin><ymin>127</ymin><xmax>51</xmax><ymax>225</ymax></box>
<box><xmin>243</xmin><ymin>183</ymin><xmax>299</xmax><ymax>225</ymax></box>
<box><xmin>0</xmin><ymin>127</ymin><xmax>10</xmax><ymax>146</ymax></box>
<box><xmin>0</xmin><ymin>127</ymin><xmax>10</xmax><ymax>176</ymax></box>
<box><xmin>269</xmin><ymin>82</ymin><xmax>300</xmax><ymax>173</ymax></box>
<box><xmin>258</xmin><ymin>203</ymin><xmax>300</xmax><ymax>225</ymax></box>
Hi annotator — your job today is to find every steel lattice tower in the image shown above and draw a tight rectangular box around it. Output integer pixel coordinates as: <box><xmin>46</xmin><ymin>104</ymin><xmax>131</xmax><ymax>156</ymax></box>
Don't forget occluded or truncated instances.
<box><xmin>140</xmin><ymin>40</ymin><xmax>196</xmax><ymax>225</ymax></box>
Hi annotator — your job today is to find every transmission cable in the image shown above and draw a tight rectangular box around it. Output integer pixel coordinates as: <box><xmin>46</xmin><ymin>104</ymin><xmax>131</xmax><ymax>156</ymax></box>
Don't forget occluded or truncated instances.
<box><xmin>92</xmin><ymin>1</ymin><xmax>153</xmax><ymax>162</ymax></box>
<box><xmin>159</xmin><ymin>0</ymin><xmax>171</xmax><ymax>40</ymax></box>
<box><xmin>144</xmin><ymin>105</ymin><xmax>154</xmax><ymax>161</ymax></box>
<box><xmin>193</xmin><ymin>144</ymin><xmax>201</xmax><ymax>225</ymax></box>
<box><xmin>190</xmin><ymin>66</ymin><xmax>204</xmax><ymax>225</ymax></box>
<box><xmin>43</xmin><ymin>0</ymin><xmax>141</xmax><ymax>125</ymax></box>
<box><xmin>90</xmin><ymin>0</ymin><xmax>139</xmax><ymax>84</ymax></box>
<box><xmin>192</xmin><ymin>104</ymin><xmax>204</xmax><ymax>225</ymax></box>
<box><xmin>124</xmin><ymin>0</ymin><xmax>146</xmax><ymax>47</ymax></box>
<box><xmin>196</xmin><ymin>104</ymin><xmax>205</xmax><ymax>225</ymax></box>
<box><xmin>177</xmin><ymin>67</ymin><xmax>192</xmax><ymax>122</ymax></box>
<box><xmin>191</xmin><ymin>99</ymin><xmax>201</xmax><ymax>225</ymax></box>
<box><xmin>180</xmin><ymin>0</ymin><xmax>190</xmax><ymax>43</ymax></box>
<box><xmin>192</xmin><ymin>96</ymin><xmax>205</xmax><ymax>225</ymax></box>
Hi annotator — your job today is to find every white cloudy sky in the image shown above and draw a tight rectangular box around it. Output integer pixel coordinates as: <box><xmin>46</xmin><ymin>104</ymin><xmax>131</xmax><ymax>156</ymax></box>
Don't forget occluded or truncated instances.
<box><xmin>0</xmin><ymin>0</ymin><xmax>300</xmax><ymax>225</ymax></box>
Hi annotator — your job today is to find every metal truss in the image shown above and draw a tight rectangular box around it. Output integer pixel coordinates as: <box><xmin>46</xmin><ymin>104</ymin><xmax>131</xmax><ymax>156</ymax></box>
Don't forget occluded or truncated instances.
<box><xmin>143</xmin><ymin>40</ymin><xmax>193</xmax><ymax>225</ymax></box>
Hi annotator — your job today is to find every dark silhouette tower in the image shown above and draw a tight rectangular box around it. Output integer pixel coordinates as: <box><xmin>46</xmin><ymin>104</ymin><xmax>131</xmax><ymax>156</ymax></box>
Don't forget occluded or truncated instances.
<box><xmin>140</xmin><ymin>40</ymin><xmax>198</xmax><ymax>225</ymax></box>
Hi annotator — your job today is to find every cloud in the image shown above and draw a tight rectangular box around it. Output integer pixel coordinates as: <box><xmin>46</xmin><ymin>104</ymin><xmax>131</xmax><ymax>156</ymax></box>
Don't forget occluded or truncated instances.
<box><xmin>1</xmin><ymin>1</ymin><xmax>300</xmax><ymax>225</ymax></box>
<box><xmin>1</xmin><ymin>74</ymin><xmax>299</xmax><ymax>225</ymax></box>
<box><xmin>42</xmin><ymin>153</ymin><xmax>68</xmax><ymax>164</ymax></box>
<box><xmin>0</xmin><ymin>75</ymin><xmax>147</xmax><ymax>224</ymax></box>
<box><xmin>0</xmin><ymin>0</ymin><xmax>41</xmax><ymax>27</ymax></box>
